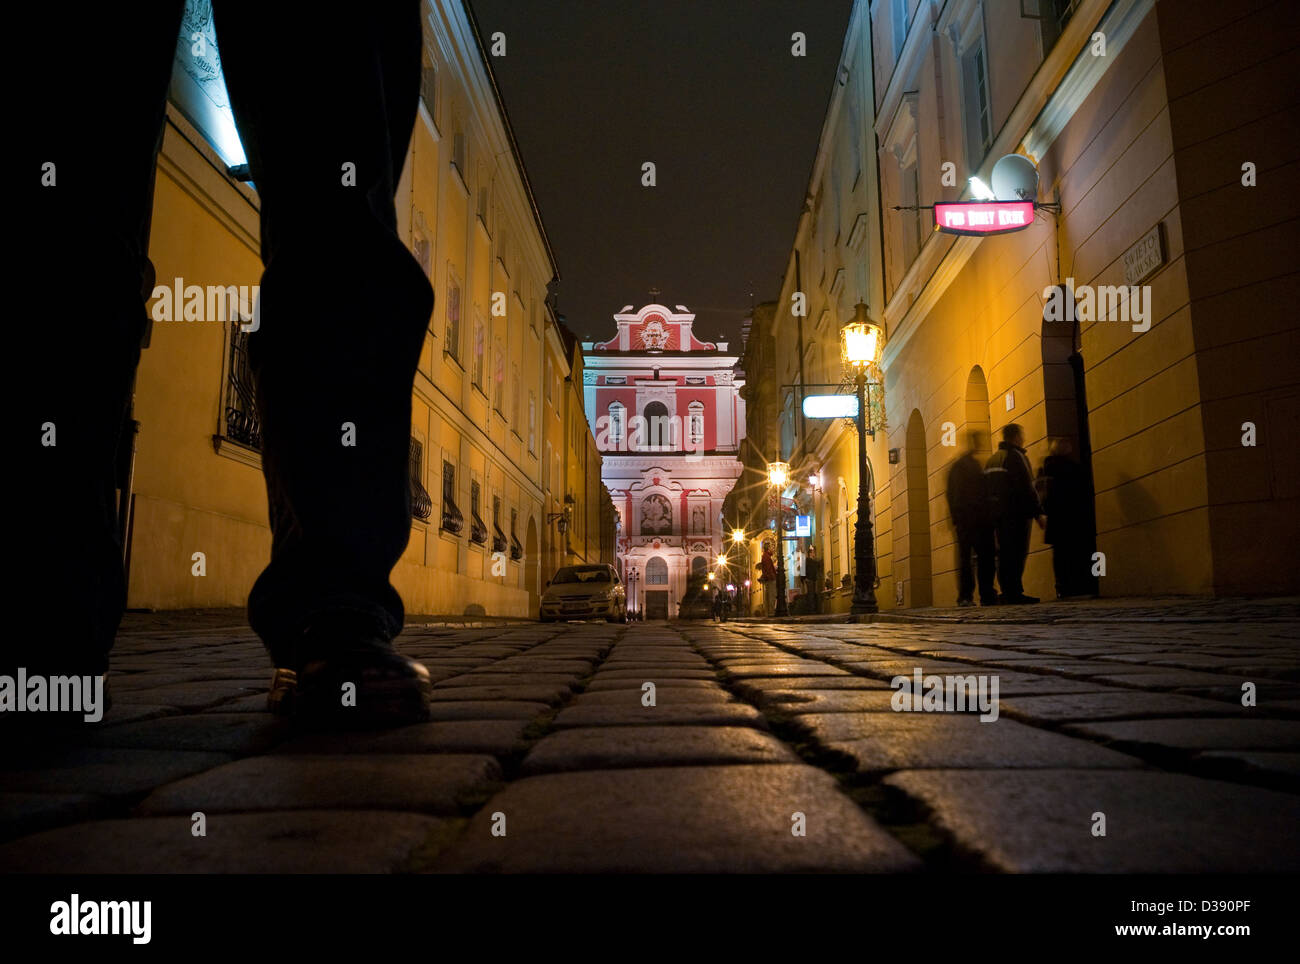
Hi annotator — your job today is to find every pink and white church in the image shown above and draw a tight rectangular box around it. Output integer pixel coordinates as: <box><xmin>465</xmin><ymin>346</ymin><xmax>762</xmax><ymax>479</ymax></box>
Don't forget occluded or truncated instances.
<box><xmin>581</xmin><ymin>302</ymin><xmax>745</xmax><ymax>619</ymax></box>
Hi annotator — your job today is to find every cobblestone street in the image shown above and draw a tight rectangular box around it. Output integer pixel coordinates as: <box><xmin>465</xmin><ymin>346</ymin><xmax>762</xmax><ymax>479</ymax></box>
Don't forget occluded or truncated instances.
<box><xmin>3</xmin><ymin>599</ymin><xmax>1298</xmax><ymax>873</ymax></box>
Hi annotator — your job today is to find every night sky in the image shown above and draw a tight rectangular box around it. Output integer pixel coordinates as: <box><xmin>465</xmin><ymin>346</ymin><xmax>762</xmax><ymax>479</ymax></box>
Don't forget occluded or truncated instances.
<box><xmin>469</xmin><ymin>0</ymin><xmax>854</xmax><ymax>348</ymax></box>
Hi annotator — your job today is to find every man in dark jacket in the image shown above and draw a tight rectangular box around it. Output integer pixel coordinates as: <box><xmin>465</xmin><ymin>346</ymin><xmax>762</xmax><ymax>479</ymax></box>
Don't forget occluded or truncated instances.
<box><xmin>1036</xmin><ymin>438</ymin><xmax>1097</xmax><ymax>598</ymax></box>
<box><xmin>946</xmin><ymin>431</ymin><xmax>996</xmax><ymax>606</ymax></box>
<box><xmin>984</xmin><ymin>424</ymin><xmax>1045</xmax><ymax>604</ymax></box>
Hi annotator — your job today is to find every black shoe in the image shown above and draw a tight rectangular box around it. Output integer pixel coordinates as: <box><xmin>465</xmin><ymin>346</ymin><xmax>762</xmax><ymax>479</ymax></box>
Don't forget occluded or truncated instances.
<box><xmin>272</xmin><ymin>626</ymin><xmax>432</xmax><ymax>729</ymax></box>
<box><xmin>1002</xmin><ymin>594</ymin><xmax>1040</xmax><ymax>605</ymax></box>
<box><xmin>956</xmin><ymin>598</ymin><xmax>975</xmax><ymax>608</ymax></box>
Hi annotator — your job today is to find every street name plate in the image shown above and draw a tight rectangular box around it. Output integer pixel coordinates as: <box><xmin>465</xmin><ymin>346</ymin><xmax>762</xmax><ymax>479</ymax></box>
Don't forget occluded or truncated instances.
<box><xmin>1123</xmin><ymin>223</ymin><xmax>1165</xmax><ymax>285</ymax></box>
<box><xmin>803</xmin><ymin>394</ymin><xmax>858</xmax><ymax>418</ymax></box>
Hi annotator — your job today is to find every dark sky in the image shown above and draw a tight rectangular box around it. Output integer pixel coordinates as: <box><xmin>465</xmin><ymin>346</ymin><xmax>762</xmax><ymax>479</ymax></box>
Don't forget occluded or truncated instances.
<box><xmin>469</xmin><ymin>0</ymin><xmax>853</xmax><ymax>348</ymax></box>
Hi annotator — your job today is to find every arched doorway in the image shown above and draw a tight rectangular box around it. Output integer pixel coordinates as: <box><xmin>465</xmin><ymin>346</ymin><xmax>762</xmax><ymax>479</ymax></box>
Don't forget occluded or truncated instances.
<box><xmin>965</xmin><ymin>365</ymin><xmax>992</xmax><ymax>455</ymax></box>
<box><xmin>645</xmin><ymin>555</ymin><xmax>669</xmax><ymax>619</ymax></box>
<box><xmin>525</xmin><ymin>516</ymin><xmax>539</xmax><ymax>614</ymax></box>
<box><xmin>644</xmin><ymin>400</ymin><xmax>672</xmax><ymax>448</ymax></box>
<box><xmin>1042</xmin><ymin>288</ymin><xmax>1099</xmax><ymax>594</ymax></box>
<box><xmin>691</xmin><ymin>555</ymin><xmax>707</xmax><ymax>578</ymax></box>
<box><xmin>904</xmin><ymin>408</ymin><xmax>933</xmax><ymax>606</ymax></box>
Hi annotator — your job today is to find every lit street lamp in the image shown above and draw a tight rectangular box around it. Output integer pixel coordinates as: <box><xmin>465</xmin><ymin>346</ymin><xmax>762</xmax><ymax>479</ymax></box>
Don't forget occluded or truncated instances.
<box><xmin>841</xmin><ymin>302</ymin><xmax>885</xmax><ymax>615</ymax></box>
<box><xmin>768</xmin><ymin>460</ymin><xmax>790</xmax><ymax>617</ymax></box>
<box><xmin>732</xmin><ymin>528</ymin><xmax>745</xmax><ymax>544</ymax></box>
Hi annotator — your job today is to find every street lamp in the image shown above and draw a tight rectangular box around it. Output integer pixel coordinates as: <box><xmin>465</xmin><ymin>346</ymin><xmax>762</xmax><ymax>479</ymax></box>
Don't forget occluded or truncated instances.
<box><xmin>841</xmin><ymin>301</ymin><xmax>885</xmax><ymax>615</ymax></box>
<box><xmin>767</xmin><ymin>460</ymin><xmax>791</xmax><ymax>617</ymax></box>
<box><xmin>732</xmin><ymin>528</ymin><xmax>745</xmax><ymax>544</ymax></box>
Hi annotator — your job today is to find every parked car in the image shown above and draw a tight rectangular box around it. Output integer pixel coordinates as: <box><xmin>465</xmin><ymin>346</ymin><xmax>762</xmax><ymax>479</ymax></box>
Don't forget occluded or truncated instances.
<box><xmin>540</xmin><ymin>564</ymin><xmax>627</xmax><ymax>623</ymax></box>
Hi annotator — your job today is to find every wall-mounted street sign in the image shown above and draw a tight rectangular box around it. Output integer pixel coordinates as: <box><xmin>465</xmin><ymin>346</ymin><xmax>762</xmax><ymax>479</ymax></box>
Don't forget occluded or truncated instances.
<box><xmin>1123</xmin><ymin>222</ymin><xmax>1165</xmax><ymax>285</ymax></box>
<box><xmin>934</xmin><ymin>200</ymin><xmax>1035</xmax><ymax>236</ymax></box>
<box><xmin>802</xmin><ymin>394</ymin><xmax>859</xmax><ymax>419</ymax></box>
<box><xmin>794</xmin><ymin>515</ymin><xmax>812</xmax><ymax>537</ymax></box>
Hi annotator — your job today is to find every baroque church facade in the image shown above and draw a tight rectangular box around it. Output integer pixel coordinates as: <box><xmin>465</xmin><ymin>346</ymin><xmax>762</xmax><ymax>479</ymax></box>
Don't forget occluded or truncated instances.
<box><xmin>582</xmin><ymin>302</ymin><xmax>745</xmax><ymax>618</ymax></box>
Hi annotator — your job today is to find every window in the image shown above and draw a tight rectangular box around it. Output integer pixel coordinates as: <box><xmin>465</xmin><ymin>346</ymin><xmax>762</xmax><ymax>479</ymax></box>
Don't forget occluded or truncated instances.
<box><xmin>420</xmin><ymin>48</ymin><xmax>438</xmax><ymax>125</ymax></box>
<box><xmin>472</xmin><ymin>318</ymin><xmax>485</xmax><ymax>389</ymax></box>
<box><xmin>545</xmin><ymin>358</ymin><xmax>553</xmax><ymax>402</ymax></box>
<box><xmin>903</xmin><ymin>161</ymin><xmax>924</xmax><ymax>261</ymax></box>
<box><xmin>452</xmin><ymin>130</ymin><xmax>467</xmax><ymax>176</ymax></box>
<box><xmin>412</xmin><ymin>231</ymin><xmax>431</xmax><ymax>278</ymax></box>
<box><xmin>492</xmin><ymin>495</ymin><xmax>507</xmax><ymax>552</ymax></box>
<box><xmin>409</xmin><ymin>437</ymin><xmax>432</xmax><ymax>522</ymax></box>
<box><xmin>223</xmin><ymin>327</ymin><xmax>261</xmax><ymax>450</ymax></box>
<box><xmin>963</xmin><ymin>36</ymin><xmax>993</xmax><ymax>167</ymax></box>
<box><xmin>511</xmin><ymin>365</ymin><xmax>521</xmax><ymax>429</ymax></box>
<box><xmin>687</xmin><ymin>401</ymin><xmax>705</xmax><ymax>445</ymax></box>
<box><xmin>477</xmin><ymin>185</ymin><xmax>489</xmax><ymax>225</ymax></box>
<box><xmin>608</xmin><ymin>402</ymin><xmax>626</xmax><ymax>447</ymax></box>
<box><xmin>544</xmin><ymin>441</ymin><xmax>551</xmax><ymax>491</ymax></box>
<box><xmin>509</xmin><ymin>507</ymin><xmax>522</xmax><ymax>560</ymax></box>
<box><xmin>470</xmin><ymin>479</ymin><xmax>487</xmax><ymax>545</ymax></box>
<box><xmin>445</xmin><ymin>270</ymin><xmax>462</xmax><ymax>361</ymax></box>
<box><xmin>493</xmin><ymin>343</ymin><xmax>504</xmax><ymax>411</ymax></box>
<box><xmin>644</xmin><ymin>400</ymin><xmax>673</xmax><ymax>449</ymax></box>
<box><xmin>1037</xmin><ymin>0</ymin><xmax>1079</xmax><ymax>56</ymax></box>
<box><xmin>892</xmin><ymin>0</ymin><xmax>909</xmax><ymax>59</ymax></box>
<box><xmin>441</xmin><ymin>461</ymin><xmax>463</xmax><ymax>534</ymax></box>
<box><xmin>498</xmin><ymin>231</ymin><xmax>510</xmax><ymax>276</ymax></box>
<box><xmin>646</xmin><ymin>557</ymin><xmax>668</xmax><ymax>585</ymax></box>
<box><xmin>528</xmin><ymin>392</ymin><xmax>537</xmax><ymax>453</ymax></box>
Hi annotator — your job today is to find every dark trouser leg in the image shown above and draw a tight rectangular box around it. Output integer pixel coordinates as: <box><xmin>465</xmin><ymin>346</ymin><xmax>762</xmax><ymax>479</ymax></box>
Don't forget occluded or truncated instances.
<box><xmin>975</xmin><ymin>525</ymin><xmax>997</xmax><ymax>603</ymax></box>
<box><xmin>955</xmin><ymin>526</ymin><xmax>976</xmax><ymax>602</ymax></box>
<box><xmin>997</xmin><ymin>519</ymin><xmax>1031</xmax><ymax>599</ymax></box>
<box><xmin>213</xmin><ymin>2</ymin><xmax>432</xmax><ymax>666</ymax></box>
<box><xmin>13</xmin><ymin>3</ymin><xmax>184</xmax><ymax>673</ymax></box>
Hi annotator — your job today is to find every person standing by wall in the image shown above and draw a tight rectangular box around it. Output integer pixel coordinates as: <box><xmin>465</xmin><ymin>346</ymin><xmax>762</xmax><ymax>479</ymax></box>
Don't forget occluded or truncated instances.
<box><xmin>984</xmin><ymin>424</ymin><xmax>1045</xmax><ymax>604</ymax></box>
<box><xmin>946</xmin><ymin>431</ymin><xmax>996</xmax><ymax>607</ymax></box>
<box><xmin>1036</xmin><ymin>438</ymin><xmax>1097</xmax><ymax>599</ymax></box>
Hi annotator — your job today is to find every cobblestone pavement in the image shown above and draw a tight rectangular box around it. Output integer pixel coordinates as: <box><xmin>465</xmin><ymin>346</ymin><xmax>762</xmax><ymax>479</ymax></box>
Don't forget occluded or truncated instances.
<box><xmin>2</xmin><ymin>600</ymin><xmax>1298</xmax><ymax>872</ymax></box>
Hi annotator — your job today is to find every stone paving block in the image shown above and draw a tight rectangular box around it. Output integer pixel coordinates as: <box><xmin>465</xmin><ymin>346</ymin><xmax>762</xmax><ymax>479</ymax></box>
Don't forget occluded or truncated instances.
<box><xmin>137</xmin><ymin>754</ymin><xmax>501</xmax><ymax>816</ymax></box>
<box><xmin>1195</xmin><ymin>751</ymin><xmax>1300</xmax><ymax>783</ymax></box>
<box><xmin>521</xmin><ymin>725</ymin><xmax>799</xmax><ymax>773</ymax></box>
<box><xmin>884</xmin><ymin>769</ymin><xmax>1300</xmax><ymax>872</ymax></box>
<box><xmin>0</xmin><ymin>792</ymin><xmax>105</xmax><ymax>843</ymax></box>
<box><xmin>432</xmin><ymin>765</ymin><xmax>921</xmax><ymax>872</ymax></box>
<box><xmin>820</xmin><ymin>715</ymin><xmax>1142</xmax><ymax>770</ymax></box>
<box><xmin>583</xmin><ymin>678</ymin><xmax>721</xmax><ymax>692</ymax></box>
<box><xmin>97</xmin><ymin>703</ymin><xmax>181</xmax><ymax>726</ymax></box>
<box><xmin>570</xmin><ymin>688</ymin><xmax>734</xmax><ymax>706</ymax></box>
<box><xmin>427</xmin><ymin>683</ymin><xmax>571</xmax><ymax>704</ymax></box>
<box><xmin>732</xmin><ymin>676</ymin><xmax>890</xmax><ymax>692</ymax></box>
<box><xmin>587</xmin><ymin>668</ymin><xmax>717</xmax><ymax>680</ymax></box>
<box><xmin>720</xmin><ymin>664</ymin><xmax>852</xmax><ymax>678</ymax></box>
<box><xmin>745</xmin><ymin>689</ymin><xmax>903</xmax><ymax>713</ymax></box>
<box><xmin>85</xmin><ymin>713</ymin><xmax>290</xmax><ymax>754</ymax></box>
<box><xmin>0</xmin><ymin>811</ymin><xmax>453</xmax><ymax>873</ymax></box>
<box><xmin>1000</xmin><ymin>691</ymin><xmax>1246</xmax><ymax>724</ymax></box>
<box><xmin>435</xmin><ymin>673</ymin><xmax>578</xmax><ymax>689</ymax></box>
<box><xmin>423</xmin><ymin>701</ymin><xmax>550</xmax><ymax>721</ymax></box>
<box><xmin>1087</xmin><ymin>670</ymin><xmax>1250</xmax><ymax>688</ymax></box>
<box><xmin>111</xmin><ymin>681</ymin><xmax>267</xmax><ymax>709</ymax></box>
<box><xmin>1062</xmin><ymin>718</ymin><xmax>1300</xmax><ymax>752</ymax></box>
<box><xmin>0</xmin><ymin>748</ymin><xmax>232</xmax><ymax>796</ymax></box>
<box><xmin>552</xmin><ymin>702</ymin><xmax>766</xmax><ymax>729</ymax></box>
<box><xmin>271</xmin><ymin>720</ymin><xmax>530</xmax><ymax>756</ymax></box>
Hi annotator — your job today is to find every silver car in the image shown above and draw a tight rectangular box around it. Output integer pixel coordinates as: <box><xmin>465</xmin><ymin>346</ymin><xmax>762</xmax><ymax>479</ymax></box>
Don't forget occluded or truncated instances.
<box><xmin>540</xmin><ymin>564</ymin><xmax>627</xmax><ymax>623</ymax></box>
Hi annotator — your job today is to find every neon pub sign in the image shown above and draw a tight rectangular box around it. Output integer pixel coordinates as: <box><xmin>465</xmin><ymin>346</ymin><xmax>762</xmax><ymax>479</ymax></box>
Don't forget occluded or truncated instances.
<box><xmin>933</xmin><ymin>200</ymin><xmax>1035</xmax><ymax>236</ymax></box>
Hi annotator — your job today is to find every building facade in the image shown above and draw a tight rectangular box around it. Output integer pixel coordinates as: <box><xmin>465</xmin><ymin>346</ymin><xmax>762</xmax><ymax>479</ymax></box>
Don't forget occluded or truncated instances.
<box><xmin>123</xmin><ymin>0</ymin><xmax>612</xmax><ymax>618</ymax></box>
<box><xmin>736</xmin><ymin>0</ymin><xmax>1299</xmax><ymax>609</ymax></box>
<box><xmin>582</xmin><ymin>303</ymin><xmax>745</xmax><ymax>618</ymax></box>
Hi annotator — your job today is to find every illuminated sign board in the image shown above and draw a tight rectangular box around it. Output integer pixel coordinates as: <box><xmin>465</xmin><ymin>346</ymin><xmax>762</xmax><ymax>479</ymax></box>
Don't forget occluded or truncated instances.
<box><xmin>802</xmin><ymin>394</ymin><xmax>859</xmax><ymax>419</ymax></box>
<box><xmin>934</xmin><ymin>201</ymin><xmax>1034</xmax><ymax>236</ymax></box>
<box><xmin>794</xmin><ymin>515</ymin><xmax>812</xmax><ymax>537</ymax></box>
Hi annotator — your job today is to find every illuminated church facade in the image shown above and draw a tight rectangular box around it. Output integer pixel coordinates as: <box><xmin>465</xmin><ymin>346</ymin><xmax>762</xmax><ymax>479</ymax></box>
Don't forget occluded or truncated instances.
<box><xmin>582</xmin><ymin>302</ymin><xmax>745</xmax><ymax>618</ymax></box>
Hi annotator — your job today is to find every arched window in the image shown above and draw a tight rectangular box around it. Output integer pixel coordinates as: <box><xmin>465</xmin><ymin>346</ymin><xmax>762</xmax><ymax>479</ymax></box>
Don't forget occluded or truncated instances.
<box><xmin>691</xmin><ymin>555</ymin><xmax>707</xmax><ymax>577</ymax></box>
<box><xmin>687</xmin><ymin>401</ymin><xmax>705</xmax><ymax>445</ymax></box>
<box><xmin>644</xmin><ymin>400</ymin><xmax>673</xmax><ymax>449</ymax></box>
<box><xmin>646</xmin><ymin>556</ymin><xmax>668</xmax><ymax>585</ymax></box>
<box><xmin>608</xmin><ymin>402</ymin><xmax>625</xmax><ymax>448</ymax></box>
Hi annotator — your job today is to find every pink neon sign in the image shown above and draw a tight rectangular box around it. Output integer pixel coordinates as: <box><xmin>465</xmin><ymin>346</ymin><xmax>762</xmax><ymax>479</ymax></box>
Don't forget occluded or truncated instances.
<box><xmin>934</xmin><ymin>201</ymin><xmax>1035</xmax><ymax>236</ymax></box>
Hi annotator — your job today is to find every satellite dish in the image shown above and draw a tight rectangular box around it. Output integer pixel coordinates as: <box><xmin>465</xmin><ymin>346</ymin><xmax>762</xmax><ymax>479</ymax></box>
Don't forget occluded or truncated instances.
<box><xmin>991</xmin><ymin>154</ymin><xmax>1039</xmax><ymax>201</ymax></box>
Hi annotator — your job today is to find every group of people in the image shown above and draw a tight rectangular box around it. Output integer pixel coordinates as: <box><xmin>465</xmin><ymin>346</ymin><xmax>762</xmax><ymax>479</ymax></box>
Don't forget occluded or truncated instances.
<box><xmin>946</xmin><ymin>423</ymin><xmax>1097</xmax><ymax>606</ymax></box>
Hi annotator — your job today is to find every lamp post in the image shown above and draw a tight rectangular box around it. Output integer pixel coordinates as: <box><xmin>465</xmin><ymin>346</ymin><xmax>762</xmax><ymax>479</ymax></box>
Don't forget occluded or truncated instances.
<box><xmin>767</xmin><ymin>460</ymin><xmax>790</xmax><ymax>617</ymax></box>
<box><xmin>841</xmin><ymin>303</ymin><xmax>885</xmax><ymax>615</ymax></box>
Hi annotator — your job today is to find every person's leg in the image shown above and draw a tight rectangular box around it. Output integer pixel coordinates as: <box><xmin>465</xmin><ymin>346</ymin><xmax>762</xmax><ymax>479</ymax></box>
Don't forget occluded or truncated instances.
<box><xmin>997</xmin><ymin>520</ymin><xmax>1027</xmax><ymax>599</ymax></box>
<box><xmin>955</xmin><ymin>525</ymin><xmax>975</xmax><ymax>603</ymax></box>
<box><xmin>213</xmin><ymin>2</ymin><xmax>433</xmax><ymax>721</ymax></box>
<box><xmin>13</xmin><ymin>4</ymin><xmax>185</xmax><ymax>676</ymax></box>
<box><xmin>975</xmin><ymin>525</ymin><xmax>998</xmax><ymax>604</ymax></box>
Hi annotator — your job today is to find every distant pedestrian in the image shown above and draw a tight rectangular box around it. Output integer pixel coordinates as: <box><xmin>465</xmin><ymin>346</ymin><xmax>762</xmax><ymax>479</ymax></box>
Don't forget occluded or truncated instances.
<box><xmin>946</xmin><ymin>430</ymin><xmax>996</xmax><ymax>607</ymax></box>
<box><xmin>984</xmin><ymin>423</ymin><xmax>1045</xmax><ymax>604</ymax></box>
<box><xmin>757</xmin><ymin>544</ymin><xmax>777</xmax><ymax>616</ymax></box>
<box><xmin>803</xmin><ymin>546</ymin><xmax>824</xmax><ymax>613</ymax></box>
<box><xmin>1036</xmin><ymin>438</ymin><xmax>1096</xmax><ymax>599</ymax></box>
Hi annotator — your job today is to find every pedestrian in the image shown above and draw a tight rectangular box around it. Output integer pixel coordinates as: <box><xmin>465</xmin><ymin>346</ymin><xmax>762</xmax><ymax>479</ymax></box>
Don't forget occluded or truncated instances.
<box><xmin>945</xmin><ymin>430</ymin><xmax>996</xmax><ymax>607</ymax></box>
<box><xmin>1036</xmin><ymin>438</ymin><xmax>1096</xmax><ymax>599</ymax></box>
<box><xmin>984</xmin><ymin>423</ymin><xmax>1045</xmax><ymax>604</ymax></box>
<box><xmin>803</xmin><ymin>545</ymin><xmax>824</xmax><ymax>613</ymax></box>
<box><xmin>757</xmin><ymin>544</ymin><xmax>777</xmax><ymax>616</ymax></box>
<box><xmin>15</xmin><ymin>3</ymin><xmax>434</xmax><ymax>729</ymax></box>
